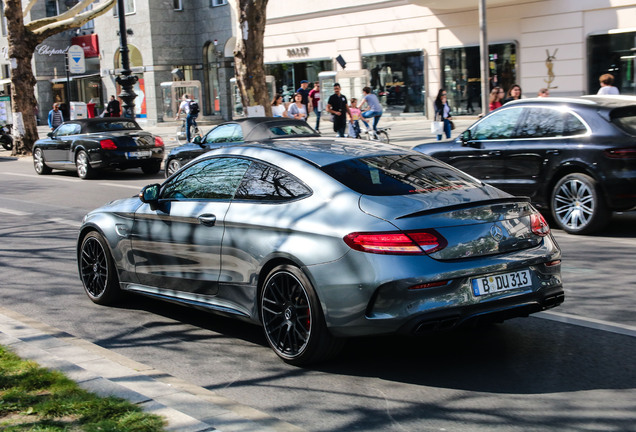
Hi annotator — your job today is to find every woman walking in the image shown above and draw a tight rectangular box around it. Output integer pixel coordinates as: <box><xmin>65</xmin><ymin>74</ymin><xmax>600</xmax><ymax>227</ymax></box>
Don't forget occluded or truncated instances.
<box><xmin>286</xmin><ymin>93</ymin><xmax>308</xmax><ymax>120</ymax></box>
<box><xmin>434</xmin><ymin>89</ymin><xmax>453</xmax><ymax>140</ymax></box>
<box><xmin>489</xmin><ymin>86</ymin><xmax>504</xmax><ymax>111</ymax></box>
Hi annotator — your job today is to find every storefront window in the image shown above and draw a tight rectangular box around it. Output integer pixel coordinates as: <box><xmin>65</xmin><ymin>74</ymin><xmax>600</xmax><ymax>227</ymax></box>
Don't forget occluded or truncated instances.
<box><xmin>362</xmin><ymin>52</ymin><xmax>424</xmax><ymax>115</ymax></box>
<box><xmin>266</xmin><ymin>61</ymin><xmax>331</xmax><ymax>102</ymax></box>
<box><xmin>587</xmin><ymin>32</ymin><xmax>636</xmax><ymax>95</ymax></box>
<box><xmin>204</xmin><ymin>42</ymin><xmax>221</xmax><ymax>115</ymax></box>
<box><xmin>441</xmin><ymin>42</ymin><xmax>517</xmax><ymax>116</ymax></box>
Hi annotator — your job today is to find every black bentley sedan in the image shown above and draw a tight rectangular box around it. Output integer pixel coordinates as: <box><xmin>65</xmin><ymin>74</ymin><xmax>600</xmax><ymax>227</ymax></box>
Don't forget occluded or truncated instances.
<box><xmin>164</xmin><ymin>117</ymin><xmax>319</xmax><ymax>177</ymax></box>
<box><xmin>413</xmin><ymin>96</ymin><xmax>636</xmax><ymax>235</ymax></box>
<box><xmin>33</xmin><ymin>118</ymin><xmax>164</xmax><ymax>179</ymax></box>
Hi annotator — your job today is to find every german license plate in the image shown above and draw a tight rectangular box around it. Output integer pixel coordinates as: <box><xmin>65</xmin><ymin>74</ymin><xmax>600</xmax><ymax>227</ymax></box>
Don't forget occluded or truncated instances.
<box><xmin>127</xmin><ymin>150</ymin><xmax>152</xmax><ymax>158</ymax></box>
<box><xmin>471</xmin><ymin>270</ymin><xmax>532</xmax><ymax>296</ymax></box>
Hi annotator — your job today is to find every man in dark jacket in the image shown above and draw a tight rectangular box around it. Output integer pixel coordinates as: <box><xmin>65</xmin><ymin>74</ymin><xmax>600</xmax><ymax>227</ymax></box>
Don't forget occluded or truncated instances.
<box><xmin>326</xmin><ymin>83</ymin><xmax>351</xmax><ymax>137</ymax></box>
<box><xmin>106</xmin><ymin>95</ymin><xmax>121</xmax><ymax>117</ymax></box>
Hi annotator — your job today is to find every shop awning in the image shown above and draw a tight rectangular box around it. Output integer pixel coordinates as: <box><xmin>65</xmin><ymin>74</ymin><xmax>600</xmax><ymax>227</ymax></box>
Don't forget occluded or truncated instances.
<box><xmin>50</xmin><ymin>73</ymin><xmax>101</xmax><ymax>83</ymax></box>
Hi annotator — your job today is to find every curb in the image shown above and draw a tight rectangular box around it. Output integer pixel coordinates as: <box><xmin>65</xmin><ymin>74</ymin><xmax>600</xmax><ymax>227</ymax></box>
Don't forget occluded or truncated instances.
<box><xmin>0</xmin><ymin>306</ymin><xmax>306</xmax><ymax>432</ymax></box>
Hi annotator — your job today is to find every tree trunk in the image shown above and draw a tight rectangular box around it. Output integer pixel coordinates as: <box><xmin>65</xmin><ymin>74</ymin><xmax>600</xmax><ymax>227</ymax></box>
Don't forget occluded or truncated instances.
<box><xmin>234</xmin><ymin>0</ymin><xmax>271</xmax><ymax>117</ymax></box>
<box><xmin>4</xmin><ymin>0</ymin><xmax>40</xmax><ymax>156</ymax></box>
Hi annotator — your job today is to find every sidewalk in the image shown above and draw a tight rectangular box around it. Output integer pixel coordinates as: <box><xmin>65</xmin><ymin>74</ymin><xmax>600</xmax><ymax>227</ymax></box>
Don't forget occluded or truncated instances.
<box><xmin>0</xmin><ymin>306</ymin><xmax>305</xmax><ymax>432</ymax></box>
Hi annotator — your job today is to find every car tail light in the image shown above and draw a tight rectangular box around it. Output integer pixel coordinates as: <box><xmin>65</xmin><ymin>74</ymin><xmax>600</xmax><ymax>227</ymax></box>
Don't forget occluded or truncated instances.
<box><xmin>545</xmin><ymin>259</ymin><xmax>561</xmax><ymax>267</ymax></box>
<box><xmin>154</xmin><ymin>136</ymin><xmax>164</xmax><ymax>147</ymax></box>
<box><xmin>409</xmin><ymin>280</ymin><xmax>450</xmax><ymax>290</ymax></box>
<box><xmin>604</xmin><ymin>147</ymin><xmax>636</xmax><ymax>159</ymax></box>
<box><xmin>343</xmin><ymin>230</ymin><xmax>447</xmax><ymax>255</ymax></box>
<box><xmin>531</xmin><ymin>212</ymin><xmax>550</xmax><ymax>236</ymax></box>
<box><xmin>100</xmin><ymin>139</ymin><xmax>117</xmax><ymax>150</ymax></box>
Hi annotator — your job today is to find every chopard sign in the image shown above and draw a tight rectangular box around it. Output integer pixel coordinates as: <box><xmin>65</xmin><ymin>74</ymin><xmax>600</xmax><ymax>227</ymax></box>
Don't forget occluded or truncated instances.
<box><xmin>287</xmin><ymin>47</ymin><xmax>309</xmax><ymax>58</ymax></box>
<box><xmin>35</xmin><ymin>45</ymin><xmax>70</xmax><ymax>56</ymax></box>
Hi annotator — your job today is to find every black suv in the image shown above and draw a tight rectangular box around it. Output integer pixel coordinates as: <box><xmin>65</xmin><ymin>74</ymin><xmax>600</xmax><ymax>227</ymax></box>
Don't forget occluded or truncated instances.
<box><xmin>413</xmin><ymin>96</ymin><xmax>636</xmax><ymax>234</ymax></box>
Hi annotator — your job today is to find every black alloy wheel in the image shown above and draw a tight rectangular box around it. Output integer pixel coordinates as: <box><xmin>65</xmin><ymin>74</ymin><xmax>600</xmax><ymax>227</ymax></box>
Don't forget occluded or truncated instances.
<box><xmin>550</xmin><ymin>173</ymin><xmax>610</xmax><ymax>235</ymax></box>
<box><xmin>260</xmin><ymin>264</ymin><xmax>342</xmax><ymax>365</ymax></box>
<box><xmin>79</xmin><ymin>231</ymin><xmax>121</xmax><ymax>305</ymax></box>
<box><xmin>76</xmin><ymin>150</ymin><xmax>95</xmax><ymax>179</ymax></box>
<box><xmin>33</xmin><ymin>148</ymin><xmax>52</xmax><ymax>175</ymax></box>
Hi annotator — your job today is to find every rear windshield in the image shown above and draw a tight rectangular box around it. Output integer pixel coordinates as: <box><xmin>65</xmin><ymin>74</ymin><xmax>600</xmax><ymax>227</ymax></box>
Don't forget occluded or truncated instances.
<box><xmin>610</xmin><ymin>106</ymin><xmax>636</xmax><ymax>135</ymax></box>
<box><xmin>86</xmin><ymin>120</ymin><xmax>141</xmax><ymax>133</ymax></box>
<box><xmin>268</xmin><ymin>124</ymin><xmax>316</xmax><ymax>136</ymax></box>
<box><xmin>321</xmin><ymin>154</ymin><xmax>481</xmax><ymax>196</ymax></box>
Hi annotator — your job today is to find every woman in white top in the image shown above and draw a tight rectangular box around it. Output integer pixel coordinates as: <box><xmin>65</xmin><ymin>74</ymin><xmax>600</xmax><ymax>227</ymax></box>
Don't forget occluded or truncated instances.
<box><xmin>271</xmin><ymin>94</ymin><xmax>286</xmax><ymax>117</ymax></box>
<box><xmin>286</xmin><ymin>93</ymin><xmax>307</xmax><ymax>120</ymax></box>
<box><xmin>597</xmin><ymin>73</ymin><xmax>620</xmax><ymax>95</ymax></box>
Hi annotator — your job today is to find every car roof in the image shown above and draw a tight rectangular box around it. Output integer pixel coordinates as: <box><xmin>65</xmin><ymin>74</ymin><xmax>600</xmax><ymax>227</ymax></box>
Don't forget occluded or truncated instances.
<box><xmin>64</xmin><ymin>117</ymin><xmax>139</xmax><ymax>125</ymax></box>
<box><xmin>222</xmin><ymin>117</ymin><xmax>318</xmax><ymax>140</ymax></box>
<box><xmin>217</xmin><ymin>138</ymin><xmax>419</xmax><ymax>167</ymax></box>
<box><xmin>505</xmin><ymin>95</ymin><xmax>636</xmax><ymax>109</ymax></box>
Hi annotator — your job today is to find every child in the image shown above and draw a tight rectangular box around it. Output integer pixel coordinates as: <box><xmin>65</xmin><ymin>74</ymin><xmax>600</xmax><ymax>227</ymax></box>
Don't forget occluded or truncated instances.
<box><xmin>348</xmin><ymin>98</ymin><xmax>369</xmax><ymax>138</ymax></box>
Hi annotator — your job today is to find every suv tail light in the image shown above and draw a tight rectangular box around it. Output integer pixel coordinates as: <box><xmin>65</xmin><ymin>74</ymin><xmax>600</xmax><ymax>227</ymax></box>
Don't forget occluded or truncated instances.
<box><xmin>531</xmin><ymin>212</ymin><xmax>550</xmax><ymax>236</ymax></box>
<box><xmin>343</xmin><ymin>230</ymin><xmax>447</xmax><ymax>255</ymax></box>
<box><xmin>99</xmin><ymin>139</ymin><xmax>117</xmax><ymax>150</ymax></box>
<box><xmin>154</xmin><ymin>136</ymin><xmax>164</xmax><ymax>147</ymax></box>
<box><xmin>604</xmin><ymin>147</ymin><xmax>636</xmax><ymax>159</ymax></box>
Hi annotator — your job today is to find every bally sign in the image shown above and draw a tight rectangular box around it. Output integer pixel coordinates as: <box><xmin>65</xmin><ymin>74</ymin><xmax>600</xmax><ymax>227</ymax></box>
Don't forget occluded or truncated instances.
<box><xmin>287</xmin><ymin>47</ymin><xmax>309</xmax><ymax>58</ymax></box>
<box><xmin>68</xmin><ymin>45</ymin><xmax>86</xmax><ymax>74</ymax></box>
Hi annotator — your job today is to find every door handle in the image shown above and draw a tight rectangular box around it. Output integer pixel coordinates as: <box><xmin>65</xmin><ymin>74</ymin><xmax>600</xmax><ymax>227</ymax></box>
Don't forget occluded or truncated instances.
<box><xmin>198</xmin><ymin>214</ymin><xmax>217</xmax><ymax>226</ymax></box>
<box><xmin>488</xmin><ymin>151</ymin><xmax>502</xmax><ymax>156</ymax></box>
<box><xmin>546</xmin><ymin>150</ymin><xmax>560</xmax><ymax>155</ymax></box>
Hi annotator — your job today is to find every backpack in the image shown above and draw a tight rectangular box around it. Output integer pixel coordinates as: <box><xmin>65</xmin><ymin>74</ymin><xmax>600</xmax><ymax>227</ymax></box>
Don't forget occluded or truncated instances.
<box><xmin>188</xmin><ymin>101</ymin><xmax>200</xmax><ymax>116</ymax></box>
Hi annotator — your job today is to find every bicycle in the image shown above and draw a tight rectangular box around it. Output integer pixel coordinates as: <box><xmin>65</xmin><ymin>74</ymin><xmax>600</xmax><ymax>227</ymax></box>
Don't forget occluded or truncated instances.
<box><xmin>176</xmin><ymin>116</ymin><xmax>200</xmax><ymax>144</ymax></box>
<box><xmin>362</xmin><ymin>126</ymin><xmax>390</xmax><ymax>143</ymax></box>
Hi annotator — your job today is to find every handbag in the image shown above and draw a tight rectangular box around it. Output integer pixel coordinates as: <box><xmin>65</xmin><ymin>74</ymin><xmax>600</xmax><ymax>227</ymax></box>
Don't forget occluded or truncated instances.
<box><xmin>449</xmin><ymin>120</ymin><xmax>455</xmax><ymax>130</ymax></box>
<box><xmin>431</xmin><ymin>121</ymin><xmax>444</xmax><ymax>135</ymax></box>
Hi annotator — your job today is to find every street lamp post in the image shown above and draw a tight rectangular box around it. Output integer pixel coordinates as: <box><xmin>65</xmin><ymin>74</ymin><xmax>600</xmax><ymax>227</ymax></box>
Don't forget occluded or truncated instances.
<box><xmin>116</xmin><ymin>0</ymin><xmax>137</xmax><ymax>118</ymax></box>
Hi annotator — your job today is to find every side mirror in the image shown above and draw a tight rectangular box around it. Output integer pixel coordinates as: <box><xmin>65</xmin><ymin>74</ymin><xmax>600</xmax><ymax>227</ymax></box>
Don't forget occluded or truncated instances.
<box><xmin>193</xmin><ymin>135</ymin><xmax>202</xmax><ymax>145</ymax></box>
<box><xmin>461</xmin><ymin>130</ymin><xmax>472</xmax><ymax>143</ymax></box>
<box><xmin>139</xmin><ymin>183</ymin><xmax>161</xmax><ymax>204</ymax></box>
<box><xmin>47</xmin><ymin>132</ymin><xmax>54</xmax><ymax>138</ymax></box>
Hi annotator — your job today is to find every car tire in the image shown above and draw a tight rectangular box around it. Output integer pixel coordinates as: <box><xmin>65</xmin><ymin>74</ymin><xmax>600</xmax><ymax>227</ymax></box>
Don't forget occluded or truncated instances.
<box><xmin>79</xmin><ymin>231</ymin><xmax>121</xmax><ymax>305</ymax></box>
<box><xmin>550</xmin><ymin>173</ymin><xmax>610</xmax><ymax>235</ymax></box>
<box><xmin>260</xmin><ymin>264</ymin><xmax>343</xmax><ymax>365</ymax></box>
<box><xmin>165</xmin><ymin>158</ymin><xmax>182</xmax><ymax>177</ymax></box>
<box><xmin>76</xmin><ymin>150</ymin><xmax>95</xmax><ymax>179</ymax></box>
<box><xmin>141</xmin><ymin>161</ymin><xmax>161</xmax><ymax>175</ymax></box>
<box><xmin>33</xmin><ymin>148</ymin><xmax>52</xmax><ymax>175</ymax></box>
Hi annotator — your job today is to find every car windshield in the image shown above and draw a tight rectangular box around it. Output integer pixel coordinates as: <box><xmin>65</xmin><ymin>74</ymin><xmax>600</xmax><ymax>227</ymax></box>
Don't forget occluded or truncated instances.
<box><xmin>268</xmin><ymin>124</ymin><xmax>315</xmax><ymax>136</ymax></box>
<box><xmin>321</xmin><ymin>154</ymin><xmax>481</xmax><ymax>196</ymax></box>
<box><xmin>86</xmin><ymin>120</ymin><xmax>141</xmax><ymax>133</ymax></box>
<box><xmin>610</xmin><ymin>106</ymin><xmax>636</xmax><ymax>135</ymax></box>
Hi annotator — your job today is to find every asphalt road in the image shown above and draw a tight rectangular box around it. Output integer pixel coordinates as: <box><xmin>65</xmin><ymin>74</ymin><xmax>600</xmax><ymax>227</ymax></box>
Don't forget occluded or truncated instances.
<box><xmin>1</xmin><ymin>152</ymin><xmax>635</xmax><ymax>432</ymax></box>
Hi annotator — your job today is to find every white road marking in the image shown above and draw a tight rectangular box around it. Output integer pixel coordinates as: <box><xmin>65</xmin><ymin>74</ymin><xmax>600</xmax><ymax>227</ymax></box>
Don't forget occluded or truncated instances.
<box><xmin>0</xmin><ymin>208</ymin><xmax>30</xmax><ymax>216</ymax></box>
<box><xmin>537</xmin><ymin>310</ymin><xmax>636</xmax><ymax>338</ymax></box>
<box><xmin>98</xmin><ymin>182</ymin><xmax>144</xmax><ymax>190</ymax></box>
<box><xmin>0</xmin><ymin>172</ymin><xmax>78</xmax><ymax>182</ymax></box>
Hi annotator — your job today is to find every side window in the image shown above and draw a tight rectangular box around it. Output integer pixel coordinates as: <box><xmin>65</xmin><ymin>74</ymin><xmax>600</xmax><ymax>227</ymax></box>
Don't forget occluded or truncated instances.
<box><xmin>162</xmin><ymin>157</ymin><xmax>251</xmax><ymax>200</ymax></box>
<box><xmin>55</xmin><ymin>124</ymin><xmax>77</xmax><ymax>136</ymax></box>
<box><xmin>516</xmin><ymin>107</ymin><xmax>587</xmax><ymax>138</ymax></box>
<box><xmin>235</xmin><ymin>162</ymin><xmax>311</xmax><ymax>202</ymax></box>
<box><xmin>470</xmin><ymin>107</ymin><xmax>523</xmax><ymax>140</ymax></box>
<box><xmin>204</xmin><ymin>124</ymin><xmax>243</xmax><ymax>144</ymax></box>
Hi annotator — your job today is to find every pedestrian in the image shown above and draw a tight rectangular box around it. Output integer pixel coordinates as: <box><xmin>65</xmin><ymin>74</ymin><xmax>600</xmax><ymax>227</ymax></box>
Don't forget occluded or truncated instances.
<box><xmin>537</xmin><ymin>88</ymin><xmax>550</xmax><ymax>97</ymax></box>
<box><xmin>271</xmin><ymin>94</ymin><xmax>286</xmax><ymax>117</ymax></box>
<box><xmin>326</xmin><ymin>83</ymin><xmax>351</xmax><ymax>138</ymax></box>
<box><xmin>597</xmin><ymin>73</ymin><xmax>620</xmax><ymax>95</ymax></box>
<box><xmin>359</xmin><ymin>86</ymin><xmax>383</xmax><ymax>134</ymax></box>
<box><xmin>106</xmin><ymin>95</ymin><xmax>121</xmax><ymax>117</ymax></box>
<box><xmin>174</xmin><ymin>94</ymin><xmax>198</xmax><ymax>143</ymax></box>
<box><xmin>47</xmin><ymin>102</ymin><xmax>64</xmax><ymax>131</ymax></box>
<box><xmin>503</xmin><ymin>84</ymin><xmax>522</xmax><ymax>104</ymax></box>
<box><xmin>434</xmin><ymin>89</ymin><xmax>453</xmax><ymax>140</ymax></box>
<box><xmin>286</xmin><ymin>92</ymin><xmax>308</xmax><ymax>121</ymax></box>
<box><xmin>296</xmin><ymin>80</ymin><xmax>312</xmax><ymax>118</ymax></box>
<box><xmin>347</xmin><ymin>98</ymin><xmax>363</xmax><ymax>138</ymax></box>
<box><xmin>489</xmin><ymin>86</ymin><xmax>504</xmax><ymax>111</ymax></box>
<box><xmin>309</xmin><ymin>81</ymin><xmax>321</xmax><ymax>132</ymax></box>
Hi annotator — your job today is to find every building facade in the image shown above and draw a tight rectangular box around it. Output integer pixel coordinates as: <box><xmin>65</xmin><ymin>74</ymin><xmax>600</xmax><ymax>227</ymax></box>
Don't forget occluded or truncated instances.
<box><xmin>2</xmin><ymin>0</ymin><xmax>636</xmax><ymax>125</ymax></box>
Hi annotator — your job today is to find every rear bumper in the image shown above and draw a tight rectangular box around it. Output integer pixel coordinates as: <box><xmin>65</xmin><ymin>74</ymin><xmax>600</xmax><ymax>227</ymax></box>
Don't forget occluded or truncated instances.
<box><xmin>88</xmin><ymin>149</ymin><xmax>164</xmax><ymax>169</ymax></box>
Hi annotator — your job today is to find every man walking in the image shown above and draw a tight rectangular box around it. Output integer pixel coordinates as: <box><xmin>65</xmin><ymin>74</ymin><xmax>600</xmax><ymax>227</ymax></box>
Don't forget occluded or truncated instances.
<box><xmin>326</xmin><ymin>83</ymin><xmax>350</xmax><ymax>137</ymax></box>
<box><xmin>175</xmin><ymin>94</ymin><xmax>197</xmax><ymax>142</ymax></box>
<box><xmin>106</xmin><ymin>95</ymin><xmax>121</xmax><ymax>117</ymax></box>
<box><xmin>47</xmin><ymin>103</ymin><xmax>64</xmax><ymax>131</ymax></box>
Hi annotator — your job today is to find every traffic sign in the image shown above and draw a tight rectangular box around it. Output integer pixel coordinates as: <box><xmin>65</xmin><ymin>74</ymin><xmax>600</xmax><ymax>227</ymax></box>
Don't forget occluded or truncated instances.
<box><xmin>68</xmin><ymin>45</ymin><xmax>85</xmax><ymax>74</ymax></box>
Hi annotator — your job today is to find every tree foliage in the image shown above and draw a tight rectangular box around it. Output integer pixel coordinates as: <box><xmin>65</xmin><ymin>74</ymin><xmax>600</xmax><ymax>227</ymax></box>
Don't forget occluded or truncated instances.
<box><xmin>3</xmin><ymin>0</ymin><xmax>116</xmax><ymax>155</ymax></box>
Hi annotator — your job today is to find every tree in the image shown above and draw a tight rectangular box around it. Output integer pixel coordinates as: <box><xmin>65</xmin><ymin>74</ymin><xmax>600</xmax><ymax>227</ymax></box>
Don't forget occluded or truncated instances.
<box><xmin>3</xmin><ymin>0</ymin><xmax>116</xmax><ymax>156</ymax></box>
<box><xmin>233</xmin><ymin>0</ymin><xmax>271</xmax><ymax>117</ymax></box>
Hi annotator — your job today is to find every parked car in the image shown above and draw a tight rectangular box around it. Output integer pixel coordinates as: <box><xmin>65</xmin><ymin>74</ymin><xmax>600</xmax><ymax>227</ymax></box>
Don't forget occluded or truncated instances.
<box><xmin>77</xmin><ymin>139</ymin><xmax>563</xmax><ymax>365</ymax></box>
<box><xmin>413</xmin><ymin>96</ymin><xmax>636</xmax><ymax>234</ymax></box>
<box><xmin>33</xmin><ymin>118</ymin><xmax>164</xmax><ymax>179</ymax></box>
<box><xmin>164</xmin><ymin>117</ymin><xmax>319</xmax><ymax>177</ymax></box>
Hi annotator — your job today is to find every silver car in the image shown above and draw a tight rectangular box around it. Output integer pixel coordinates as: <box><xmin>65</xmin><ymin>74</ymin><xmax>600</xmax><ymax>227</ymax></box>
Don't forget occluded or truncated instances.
<box><xmin>77</xmin><ymin>139</ymin><xmax>564</xmax><ymax>365</ymax></box>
